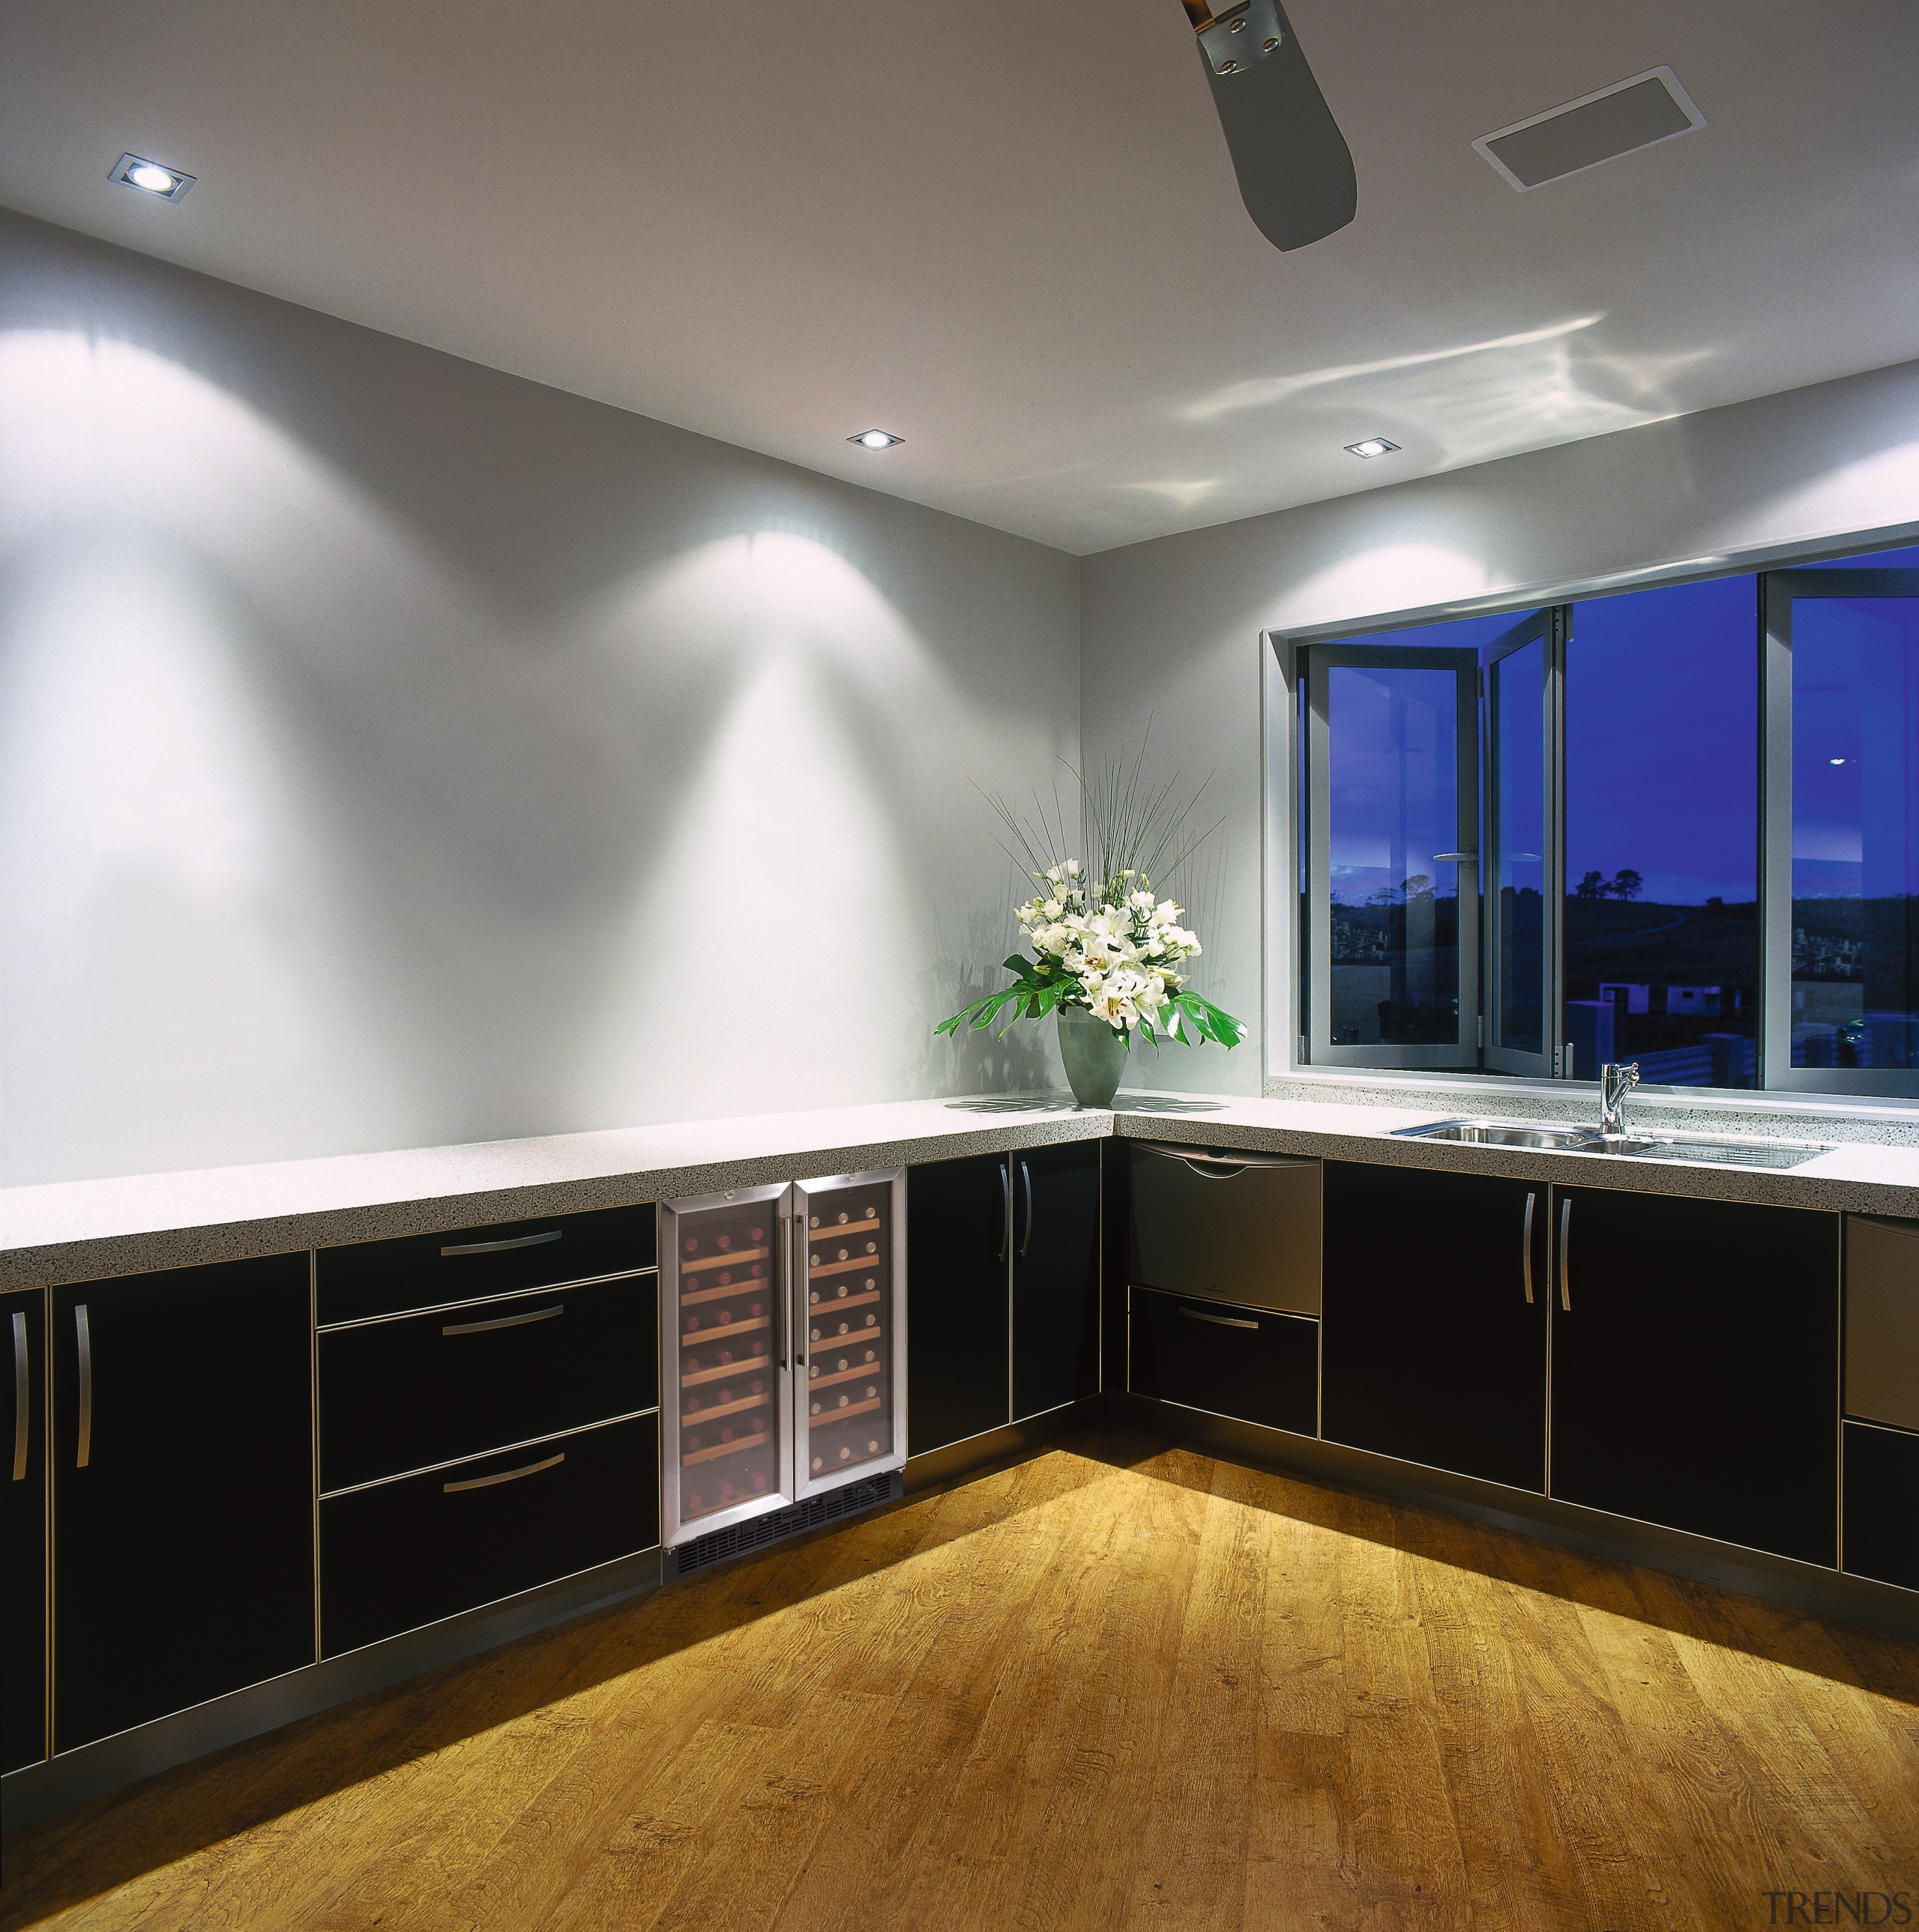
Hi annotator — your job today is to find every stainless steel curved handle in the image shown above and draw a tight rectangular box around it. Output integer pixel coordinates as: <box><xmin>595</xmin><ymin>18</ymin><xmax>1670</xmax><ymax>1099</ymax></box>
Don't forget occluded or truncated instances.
<box><xmin>442</xmin><ymin>1303</ymin><xmax>563</xmax><ymax>1337</ymax></box>
<box><xmin>995</xmin><ymin>1161</ymin><xmax>1009</xmax><ymax>1267</ymax></box>
<box><xmin>1558</xmin><ymin>1197</ymin><xmax>1573</xmax><ymax>1312</ymax></box>
<box><xmin>1136</xmin><ymin>1141</ymin><xmax>1310</xmax><ymax>1171</ymax></box>
<box><xmin>75</xmin><ymin>1303</ymin><xmax>92</xmax><ymax>1468</ymax></box>
<box><xmin>1181</xmin><ymin>1307</ymin><xmax>1259</xmax><ymax>1329</ymax></box>
<box><xmin>11</xmin><ymin>1311</ymin><xmax>27</xmax><ymax>1482</ymax></box>
<box><xmin>443</xmin><ymin>1450</ymin><xmax>563</xmax><ymax>1494</ymax></box>
<box><xmin>1521</xmin><ymin>1192</ymin><xmax>1536</xmax><ymax>1305</ymax></box>
<box><xmin>1019</xmin><ymin>1160</ymin><xmax>1034</xmax><ymax>1259</ymax></box>
<box><xmin>440</xmin><ymin>1229</ymin><xmax>562</xmax><ymax>1258</ymax></box>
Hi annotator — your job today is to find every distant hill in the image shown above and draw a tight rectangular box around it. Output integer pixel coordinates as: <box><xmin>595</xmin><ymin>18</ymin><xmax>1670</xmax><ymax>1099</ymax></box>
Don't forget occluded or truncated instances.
<box><xmin>1561</xmin><ymin>898</ymin><xmax>1759</xmax><ymax>989</ymax></box>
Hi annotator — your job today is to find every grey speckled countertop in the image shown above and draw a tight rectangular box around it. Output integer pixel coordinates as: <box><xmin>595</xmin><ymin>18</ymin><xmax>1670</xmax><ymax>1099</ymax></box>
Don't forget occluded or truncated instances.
<box><xmin>7</xmin><ymin>1088</ymin><xmax>1919</xmax><ymax>1290</ymax></box>
<box><xmin>1106</xmin><ymin>1093</ymin><xmax>1919</xmax><ymax>1218</ymax></box>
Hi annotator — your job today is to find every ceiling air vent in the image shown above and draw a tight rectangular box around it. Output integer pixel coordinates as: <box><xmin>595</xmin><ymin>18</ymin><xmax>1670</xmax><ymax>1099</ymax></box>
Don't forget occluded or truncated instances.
<box><xmin>1474</xmin><ymin>67</ymin><xmax>1704</xmax><ymax>191</ymax></box>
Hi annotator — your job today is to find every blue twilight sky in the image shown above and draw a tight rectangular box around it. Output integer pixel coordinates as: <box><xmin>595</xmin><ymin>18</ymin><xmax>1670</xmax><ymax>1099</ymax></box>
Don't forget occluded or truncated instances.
<box><xmin>1324</xmin><ymin>542</ymin><xmax>1919</xmax><ymax>906</ymax></box>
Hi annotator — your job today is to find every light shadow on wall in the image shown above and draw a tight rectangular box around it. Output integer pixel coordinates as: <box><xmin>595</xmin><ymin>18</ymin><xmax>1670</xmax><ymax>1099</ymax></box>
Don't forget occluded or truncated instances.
<box><xmin>0</xmin><ymin>320</ymin><xmax>1070</xmax><ymax>1181</ymax></box>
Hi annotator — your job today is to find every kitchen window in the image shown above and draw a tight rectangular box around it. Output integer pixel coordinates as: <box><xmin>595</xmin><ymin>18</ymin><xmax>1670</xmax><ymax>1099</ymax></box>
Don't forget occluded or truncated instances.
<box><xmin>1290</xmin><ymin>537</ymin><xmax>1919</xmax><ymax>1097</ymax></box>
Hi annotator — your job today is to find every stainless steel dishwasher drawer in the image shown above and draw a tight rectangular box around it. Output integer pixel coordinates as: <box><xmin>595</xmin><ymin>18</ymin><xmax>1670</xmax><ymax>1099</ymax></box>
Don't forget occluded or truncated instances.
<box><xmin>1127</xmin><ymin>1141</ymin><xmax>1322</xmax><ymax>1315</ymax></box>
<box><xmin>1846</xmin><ymin>1213</ymin><xmax>1919</xmax><ymax>1431</ymax></box>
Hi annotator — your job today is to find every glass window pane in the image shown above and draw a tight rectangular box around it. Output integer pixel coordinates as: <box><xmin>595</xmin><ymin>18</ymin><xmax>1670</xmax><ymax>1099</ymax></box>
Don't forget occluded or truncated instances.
<box><xmin>1327</xmin><ymin>664</ymin><xmax>1463</xmax><ymax>1045</ymax></box>
<box><xmin>1791</xmin><ymin>595</ymin><xmax>1919</xmax><ymax>1072</ymax></box>
<box><xmin>1565</xmin><ymin>578</ymin><xmax>1759</xmax><ymax>1087</ymax></box>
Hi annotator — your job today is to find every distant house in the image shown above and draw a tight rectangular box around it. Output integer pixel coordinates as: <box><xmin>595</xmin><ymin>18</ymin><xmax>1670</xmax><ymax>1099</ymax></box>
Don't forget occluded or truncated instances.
<box><xmin>1667</xmin><ymin>985</ymin><xmax>1722</xmax><ymax>1016</ymax></box>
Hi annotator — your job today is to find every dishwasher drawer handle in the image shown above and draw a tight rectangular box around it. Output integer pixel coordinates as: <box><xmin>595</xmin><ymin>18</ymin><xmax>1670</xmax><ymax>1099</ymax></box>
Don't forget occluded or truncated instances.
<box><xmin>444</xmin><ymin>1451</ymin><xmax>564</xmax><ymax>1494</ymax></box>
<box><xmin>442</xmin><ymin>1304</ymin><xmax>564</xmax><ymax>1337</ymax></box>
<box><xmin>1180</xmin><ymin>1306</ymin><xmax>1259</xmax><ymax>1329</ymax></box>
<box><xmin>11</xmin><ymin>1310</ymin><xmax>28</xmax><ymax>1482</ymax></box>
<box><xmin>1136</xmin><ymin>1141</ymin><xmax>1311</xmax><ymax>1174</ymax></box>
<box><xmin>440</xmin><ymin>1230</ymin><xmax>563</xmax><ymax>1258</ymax></box>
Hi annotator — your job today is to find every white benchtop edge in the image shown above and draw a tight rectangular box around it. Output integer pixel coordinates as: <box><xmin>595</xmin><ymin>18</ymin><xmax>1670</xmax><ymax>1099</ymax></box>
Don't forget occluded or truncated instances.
<box><xmin>7</xmin><ymin>1088</ymin><xmax>1919</xmax><ymax>1290</ymax></box>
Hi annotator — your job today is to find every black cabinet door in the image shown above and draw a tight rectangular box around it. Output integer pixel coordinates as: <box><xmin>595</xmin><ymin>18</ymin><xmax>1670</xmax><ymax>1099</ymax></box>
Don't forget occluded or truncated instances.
<box><xmin>1322</xmin><ymin>1162</ymin><xmax>1547</xmax><ymax>1492</ymax></box>
<box><xmin>1842</xmin><ymin>1421</ymin><xmax>1919</xmax><ymax>1593</ymax></box>
<box><xmin>1551</xmin><ymin>1189</ymin><xmax>1839</xmax><ymax>1566</ymax></box>
<box><xmin>906</xmin><ymin>1156</ymin><xmax>1010</xmax><ymax>1456</ymax></box>
<box><xmin>51</xmin><ymin>1255</ymin><xmax>316</xmax><ymax>1752</ymax></box>
<box><xmin>1012</xmin><ymin>1141</ymin><xmax>1101</xmax><ymax>1421</ymax></box>
<box><xmin>3</xmin><ymin>1288</ymin><xmax>46</xmax><ymax>1774</ymax></box>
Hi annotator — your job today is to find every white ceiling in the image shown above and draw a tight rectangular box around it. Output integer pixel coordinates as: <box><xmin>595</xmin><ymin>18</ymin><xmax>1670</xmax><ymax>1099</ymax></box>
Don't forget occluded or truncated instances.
<box><xmin>4</xmin><ymin>0</ymin><xmax>1918</xmax><ymax>555</ymax></box>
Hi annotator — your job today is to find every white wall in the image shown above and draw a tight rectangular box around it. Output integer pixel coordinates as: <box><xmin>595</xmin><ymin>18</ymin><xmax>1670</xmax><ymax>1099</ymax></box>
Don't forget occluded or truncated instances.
<box><xmin>0</xmin><ymin>213</ymin><xmax>1079</xmax><ymax>1184</ymax></box>
<box><xmin>1079</xmin><ymin>356</ymin><xmax>1919</xmax><ymax>1095</ymax></box>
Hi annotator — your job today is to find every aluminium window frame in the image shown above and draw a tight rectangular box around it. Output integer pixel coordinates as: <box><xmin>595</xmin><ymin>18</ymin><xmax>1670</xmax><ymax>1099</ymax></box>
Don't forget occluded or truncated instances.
<box><xmin>1301</xmin><ymin>642</ymin><xmax>1482</xmax><ymax>1070</ymax></box>
<box><xmin>1268</xmin><ymin>532</ymin><xmax>1919</xmax><ymax>1105</ymax></box>
<box><xmin>1761</xmin><ymin>568</ymin><xmax>1919</xmax><ymax>1099</ymax></box>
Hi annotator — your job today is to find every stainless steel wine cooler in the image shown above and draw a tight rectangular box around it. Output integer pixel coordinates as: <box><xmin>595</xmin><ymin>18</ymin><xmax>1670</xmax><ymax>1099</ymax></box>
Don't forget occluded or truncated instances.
<box><xmin>660</xmin><ymin>1169</ymin><xmax>906</xmax><ymax>1551</ymax></box>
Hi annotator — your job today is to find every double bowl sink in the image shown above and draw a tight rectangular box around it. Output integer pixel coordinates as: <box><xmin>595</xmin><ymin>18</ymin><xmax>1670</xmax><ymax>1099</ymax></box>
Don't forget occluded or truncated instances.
<box><xmin>1393</xmin><ymin>1118</ymin><xmax>1831</xmax><ymax>1171</ymax></box>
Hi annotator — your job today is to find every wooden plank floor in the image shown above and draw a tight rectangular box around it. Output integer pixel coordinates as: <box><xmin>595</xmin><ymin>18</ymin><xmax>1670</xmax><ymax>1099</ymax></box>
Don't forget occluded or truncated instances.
<box><xmin>4</xmin><ymin>1433</ymin><xmax>1916</xmax><ymax>1931</ymax></box>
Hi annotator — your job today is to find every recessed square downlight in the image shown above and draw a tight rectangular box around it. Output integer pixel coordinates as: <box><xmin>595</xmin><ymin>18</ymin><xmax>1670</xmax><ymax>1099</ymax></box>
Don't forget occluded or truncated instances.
<box><xmin>849</xmin><ymin>429</ymin><xmax>904</xmax><ymax>450</ymax></box>
<box><xmin>109</xmin><ymin>153</ymin><xmax>196</xmax><ymax>202</ymax></box>
<box><xmin>1345</xmin><ymin>438</ymin><xmax>1400</xmax><ymax>459</ymax></box>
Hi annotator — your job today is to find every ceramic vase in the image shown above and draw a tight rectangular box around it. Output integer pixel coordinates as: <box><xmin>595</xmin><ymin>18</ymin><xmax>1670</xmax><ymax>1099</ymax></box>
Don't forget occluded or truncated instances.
<box><xmin>1056</xmin><ymin>1008</ymin><xmax>1127</xmax><ymax>1108</ymax></box>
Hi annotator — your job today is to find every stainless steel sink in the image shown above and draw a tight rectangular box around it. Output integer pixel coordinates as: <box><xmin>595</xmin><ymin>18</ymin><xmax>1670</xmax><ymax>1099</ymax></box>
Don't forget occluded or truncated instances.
<box><xmin>1391</xmin><ymin>1119</ymin><xmax>1596</xmax><ymax>1150</ymax></box>
<box><xmin>1393</xmin><ymin>1118</ymin><xmax>1831</xmax><ymax>1170</ymax></box>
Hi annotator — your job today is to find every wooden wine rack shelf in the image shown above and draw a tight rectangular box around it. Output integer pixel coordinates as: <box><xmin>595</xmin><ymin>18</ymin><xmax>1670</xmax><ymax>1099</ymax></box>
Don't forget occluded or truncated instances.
<box><xmin>681</xmin><ymin>1275</ymin><xmax>771</xmax><ymax>1308</ymax></box>
<box><xmin>805</xmin><ymin>1213</ymin><xmax>880</xmax><ymax>1238</ymax></box>
<box><xmin>682</xmin><ymin>1428</ymin><xmax>771</xmax><ymax>1467</ymax></box>
<box><xmin>681</xmin><ymin>1389</ymin><xmax>772</xmax><ymax>1424</ymax></box>
<box><xmin>681</xmin><ymin>1245</ymin><xmax>770</xmax><ymax>1277</ymax></box>
<box><xmin>681</xmin><ymin>1351</ymin><xmax>772</xmax><ymax>1389</ymax></box>
<box><xmin>807</xmin><ymin>1359</ymin><xmax>883</xmax><ymax>1392</ymax></box>
<box><xmin>680</xmin><ymin>1311</ymin><xmax>769</xmax><ymax>1346</ymax></box>
<box><xmin>809</xmin><ymin>1396</ymin><xmax>882</xmax><ymax>1428</ymax></box>
<box><xmin>807</xmin><ymin>1317</ymin><xmax>883</xmax><ymax>1347</ymax></box>
<box><xmin>807</xmin><ymin>1252</ymin><xmax>882</xmax><ymax>1280</ymax></box>
<box><xmin>806</xmin><ymin>1288</ymin><xmax>879</xmax><ymax>1315</ymax></box>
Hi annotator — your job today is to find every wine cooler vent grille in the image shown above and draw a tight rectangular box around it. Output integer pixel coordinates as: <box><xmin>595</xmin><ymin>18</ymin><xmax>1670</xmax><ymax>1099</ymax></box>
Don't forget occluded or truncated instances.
<box><xmin>665</xmin><ymin>1470</ymin><xmax>903</xmax><ymax>1579</ymax></box>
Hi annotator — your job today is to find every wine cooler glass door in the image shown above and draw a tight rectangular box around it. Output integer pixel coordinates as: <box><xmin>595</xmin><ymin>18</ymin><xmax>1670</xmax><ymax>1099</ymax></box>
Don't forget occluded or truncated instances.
<box><xmin>792</xmin><ymin>1169</ymin><xmax>907</xmax><ymax>1500</ymax></box>
<box><xmin>662</xmin><ymin>1182</ymin><xmax>795</xmax><ymax>1548</ymax></box>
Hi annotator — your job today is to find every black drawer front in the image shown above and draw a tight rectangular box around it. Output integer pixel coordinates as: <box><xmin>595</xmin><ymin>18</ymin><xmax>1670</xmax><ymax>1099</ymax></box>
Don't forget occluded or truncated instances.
<box><xmin>320</xmin><ymin>1416</ymin><xmax>660</xmax><ymax>1656</ymax></box>
<box><xmin>317</xmin><ymin>1203</ymin><xmax>655</xmax><ymax>1325</ymax></box>
<box><xmin>1843</xmin><ymin>1420</ymin><xmax>1919</xmax><ymax>1593</ymax></box>
<box><xmin>319</xmin><ymin>1273</ymin><xmax>658</xmax><ymax>1493</ymax></box>
<box><xmin>1128</xmin><ymin>1144</ymin><xmax>1322</xmax><ymax>1315</ymax></box>
<box><xmin>1129</xmin><ymin>1287</ymin><xmax>1318</xmax><ymax>1436</ymax></box>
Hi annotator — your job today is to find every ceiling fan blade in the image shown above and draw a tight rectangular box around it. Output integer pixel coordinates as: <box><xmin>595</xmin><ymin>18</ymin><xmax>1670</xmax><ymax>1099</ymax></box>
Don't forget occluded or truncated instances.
<box><xmin>1193</xmin><ymin>0</ymin><xmax>1356</xmax><ymax>251</ymax></box>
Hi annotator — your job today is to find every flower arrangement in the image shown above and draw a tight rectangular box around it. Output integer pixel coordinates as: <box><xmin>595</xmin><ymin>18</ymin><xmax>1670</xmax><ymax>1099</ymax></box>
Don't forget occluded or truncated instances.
<box><xmin>936</xmin><ymin>740</ymin><xmax>1244</xmax><ymax>1102</ymax></box>
<box><xmin>938</xmin><ymin>859</ymin><xmax>1241</xmax><ymax>1047</ymax></box>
